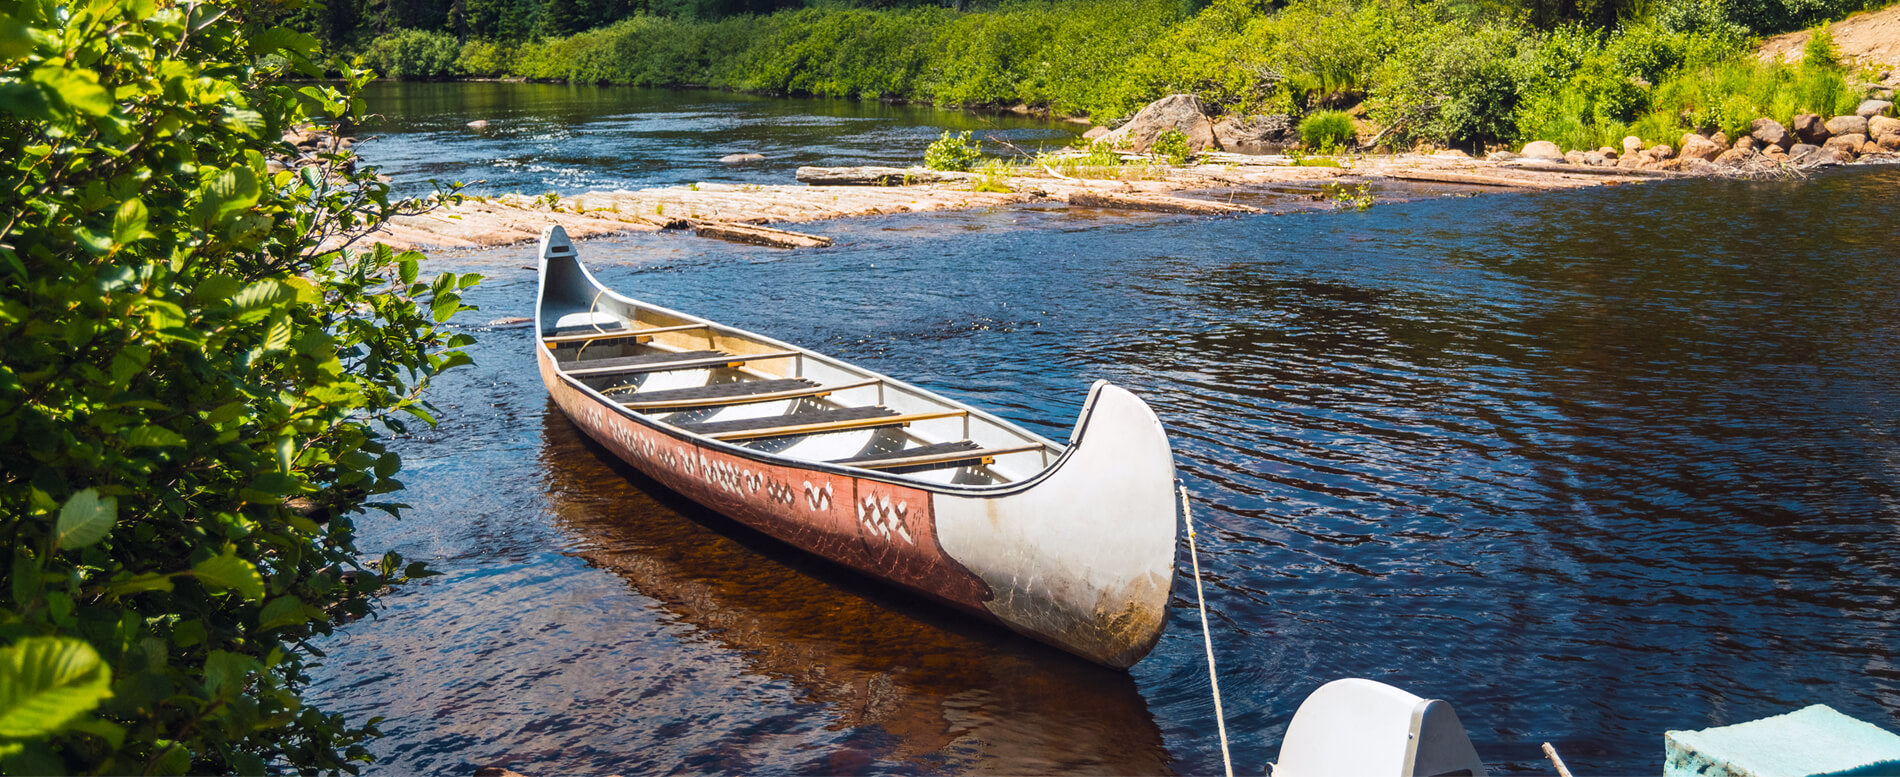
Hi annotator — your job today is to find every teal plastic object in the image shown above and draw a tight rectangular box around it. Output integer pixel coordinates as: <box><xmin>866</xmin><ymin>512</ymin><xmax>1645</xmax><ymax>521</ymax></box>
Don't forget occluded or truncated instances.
<box><xmin>1665</xmin><ymin>704</ymin><xmax>1900</xmax><ymax>777</ymax></box>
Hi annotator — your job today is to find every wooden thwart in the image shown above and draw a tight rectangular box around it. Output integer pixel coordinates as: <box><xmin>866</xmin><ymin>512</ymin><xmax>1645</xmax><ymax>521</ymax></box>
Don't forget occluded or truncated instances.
<box><xmin>625</xmin><ymin>378</ymin><xmax>880</xmax><ymax>411</ymax></box>
<box><xmin>842</xmin><ymin>442</ymin><xmax>1046</xmax><ymax>471</ymax></box>
<box><xmin>543</xmin><ymin>322</ymin><xmax>708</xmax><ymax>345</ymax></box>
<box><xmin>705</xmin><ymin>409</ymin><xmax>969</xmax><ymax>442</ymax></box>
<box><xmin>1066</xmin><ymin>191</ymin><xmax>1262</xmax><ymax>215</ymax></box>
<box><xmin>563</xmin><ymin>349</ymin><xmax>798</xmax><ymax>378</ymax></box>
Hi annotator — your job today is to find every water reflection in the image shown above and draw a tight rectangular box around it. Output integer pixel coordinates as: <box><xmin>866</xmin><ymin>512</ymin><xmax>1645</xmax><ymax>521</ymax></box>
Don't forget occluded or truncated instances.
<box><xmin>538</xmin><ymin>405</ymin><xmax>1173</xmax><ymax>775</ymax></box>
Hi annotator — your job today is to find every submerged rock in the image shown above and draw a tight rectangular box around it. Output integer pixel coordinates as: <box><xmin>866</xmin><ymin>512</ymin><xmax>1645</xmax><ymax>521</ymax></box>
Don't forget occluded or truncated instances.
<box><xmin>719</xmin><ymin>153</ymin><xmax>766</xmax><ymax>164</ymax></box>
<box><xmin>466</xmin><ymin>119</ymin><xmax>491</xmax><ymax>130</ymax></box>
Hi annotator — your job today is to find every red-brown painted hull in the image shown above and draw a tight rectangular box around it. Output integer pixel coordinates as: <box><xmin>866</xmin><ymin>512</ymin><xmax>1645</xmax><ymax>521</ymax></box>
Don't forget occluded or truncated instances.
<box><xmin>538</xmin><ymin>348</ymin><xmax>997</xmax><ymax>618</ymax></box>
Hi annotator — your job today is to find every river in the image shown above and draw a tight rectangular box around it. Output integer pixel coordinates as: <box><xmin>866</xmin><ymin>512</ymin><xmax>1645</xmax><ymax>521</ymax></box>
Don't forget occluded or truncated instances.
<box><xmin>308</xmin><ymin>82</ymin><xmax>1900</xmax><ymax>775</ymax></box>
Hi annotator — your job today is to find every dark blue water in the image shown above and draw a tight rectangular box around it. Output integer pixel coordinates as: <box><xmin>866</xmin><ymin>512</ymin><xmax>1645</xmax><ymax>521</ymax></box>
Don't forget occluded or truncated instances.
<box><xmin>313</xmin><ymin>85</ymin><xmax>1900</xmax><ymax>776</ymax></box>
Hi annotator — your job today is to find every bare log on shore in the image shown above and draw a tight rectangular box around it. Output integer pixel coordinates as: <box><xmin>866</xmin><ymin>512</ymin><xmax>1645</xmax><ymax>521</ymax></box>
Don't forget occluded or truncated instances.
<box><xmin>1371</xmin><ymin>169</ymin><xmax>1595</xmax><ymax>190</ymax></box>
<box><xmin>795</xmin><ymin>166</ymin><xmax>973</xmax><ymax>186</ymax></box>
<box><xmin>687</xmin><ymin>219</ymin><xmax>834</xmax><ymax>249</ymax></box>
<box><xmin>1066</xmin><ymin>190</ymin><xmax>1263</xmax><ymax>215</ymax></box>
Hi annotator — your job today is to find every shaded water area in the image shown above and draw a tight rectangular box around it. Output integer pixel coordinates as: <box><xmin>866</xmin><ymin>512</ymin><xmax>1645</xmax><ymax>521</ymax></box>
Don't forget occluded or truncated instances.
<box><xmin>357</xmin><ymin>82</ymin><xmax>1077</xmax><ymax>197</ymax></box>
<box><xmin>314</xmin><ymin>86</ymin><xmax>1900</xmax><ymax>775</ymax></box>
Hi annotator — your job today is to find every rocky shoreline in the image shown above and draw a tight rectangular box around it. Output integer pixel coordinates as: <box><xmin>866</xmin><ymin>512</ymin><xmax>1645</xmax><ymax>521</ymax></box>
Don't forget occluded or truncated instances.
<box><xmin>330</xmin><ymin>92</ymin><xmax>1897</xmax><ymax>253</ymax></box>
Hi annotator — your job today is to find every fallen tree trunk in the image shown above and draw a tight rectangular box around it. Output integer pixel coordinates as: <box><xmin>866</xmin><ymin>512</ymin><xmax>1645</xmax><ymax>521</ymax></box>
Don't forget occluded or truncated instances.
<box><xmin>1066</xmin><ymin>190</ymin><xmax>1263</xmax><ymax>215</ymax></box>
<box><xmin>795</xmin><ymin>166</ymin><xmax>970</xmax><ymax>186</ymax></box>
<box><xmin>1375</xmin><ymin>170</ymin><xmax>1589</xmax><ymax>190</ymax></box>
<box><xmin>688</xmin><ymin>219</ymin><xmax>834</xmax><ymax>249</ymax></box>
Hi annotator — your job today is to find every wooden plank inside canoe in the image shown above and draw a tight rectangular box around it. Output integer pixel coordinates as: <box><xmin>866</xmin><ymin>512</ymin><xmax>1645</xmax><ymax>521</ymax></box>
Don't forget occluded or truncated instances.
<box><xmin>561</xmin><ymin>349</ymin><xmax>798</xmax><ymax>378</ymax></box>
<box><xmin>544</xmin><ymin>322</ymin><xmax>708</xmax><ymax>345</ymax></box>
<box><xmin>703</xmin><ymin>409</ymin><xmax>969</xmax><ymax>442</ymax></box>
<box><xmin>623</xmin><ymin>378</ymin><xmax>879</xmax><ymax>411</ymax></box>
<box><xmin>838</xmin><ymin>442</ymin><xmax>1047</xmax><ymax>471</ymax></box>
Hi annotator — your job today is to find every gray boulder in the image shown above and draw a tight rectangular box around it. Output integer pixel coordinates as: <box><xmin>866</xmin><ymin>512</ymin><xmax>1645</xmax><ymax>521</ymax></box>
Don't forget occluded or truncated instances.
<box><xmin>1521</xmin><ymin>140</ymin><xmax>1564</xmax><ymax>160</ymax></box>
<box><xmin>1825</xmin><ymin>115</ymin><xmax>1869</xmax><ymax>137</ymax></box>
<box><xmin>1622</xmin><ymin>135</ymin><xmax>1644</xmax><ymax>156</ymax></box>
<box><xmin>1857</xmin><ymin>99</ymin><xmax>1894</xmax><ymax>118</ymax></box>
<box><xmin>719</xmin><ymin>153</ymin><xmax>766</xmax><ymax>164</ymax></box>
<box><xmin>1212</xmin><ymin>114</ymin><xmax>1298</xmax><ymax>153</ymax></box>
<box><xmin>1792</xmin><ymin>114</ymin><xmax>1830</xmax><ymax>144</ymax></box>
<box><xmin>1749</xmin><ymin>118</ymin><xmax>1790</xmax><ymax>149</ymax></box>
<box><xmin>1787</xmin><ymin>143</ymin><xmax>1824</xmax><ymax>165</ymax></box>
<box><xmin>1101</xmin><ymin>94</ymin><xmax>1223</xmax><ymax>153</ymax></box>
<box><xmin>1871</xmin><ymin>115</ymin><xmax>1900</xmax><ymax>140</ymax></box>
<box><xmin>1678</xmin><ymin>133</ymin><xmax>1723</xmax><ymax>162</ymax></box>
<box><xmin>1823</xmin><ymin>133</ymin><xmax>1866</xmax><ymax>154</ymax></box>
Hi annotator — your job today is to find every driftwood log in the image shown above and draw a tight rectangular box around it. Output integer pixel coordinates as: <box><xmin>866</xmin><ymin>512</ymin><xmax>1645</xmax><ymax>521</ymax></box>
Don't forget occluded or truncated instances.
<box><xmin>1065</xmin><ymin>191</ymin><xmax>1263</xmax><ymax>215</ymax></box>
<box><xmin>795</xmin><ymin>166</ymin><xmax>971</xmax><ymax>186</ymax></box>
<box><xmin>1501</xmin><ymin>161</ymin><xmax>1689</xmax><ymax>178</ymax></box>
<box><xmin>1373</xmin><ymin>169</ymin><xmax>1591</xmax><ymax>190</ymax></box>
<box><xmin>687</xmin><ymin>219</ymin><xmax>834</xmax><ymax>249</ymax></box>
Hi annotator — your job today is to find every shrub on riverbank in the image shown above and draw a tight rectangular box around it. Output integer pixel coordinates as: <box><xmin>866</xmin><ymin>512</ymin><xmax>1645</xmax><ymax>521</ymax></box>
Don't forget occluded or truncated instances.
<box><xmin>364</xmin><ymin>28</ymin><xmax>462</xmax><ymax>79</ymax></box>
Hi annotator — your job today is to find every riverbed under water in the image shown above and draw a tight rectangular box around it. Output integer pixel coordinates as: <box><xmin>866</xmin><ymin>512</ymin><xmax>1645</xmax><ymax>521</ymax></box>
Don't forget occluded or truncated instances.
<box><xmin>311</xmin><ymin>83</ymin><xmax>1900</xmax><ymax>776</ymax></box>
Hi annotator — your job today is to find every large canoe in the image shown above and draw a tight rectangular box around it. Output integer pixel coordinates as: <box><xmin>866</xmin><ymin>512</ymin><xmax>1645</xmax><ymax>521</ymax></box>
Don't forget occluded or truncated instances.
<box><xmin>533</xmin><ymin>225</ymin><xmax>1180</xmax><ymax>668</ymax></box>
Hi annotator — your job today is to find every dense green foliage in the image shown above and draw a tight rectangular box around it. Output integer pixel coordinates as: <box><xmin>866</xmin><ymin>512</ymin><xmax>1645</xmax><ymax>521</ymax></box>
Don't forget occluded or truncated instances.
<box><xmin>335</xmin><ymin>0</ymin><xmax>1884</xmax><ymax>151</ymax></box>
<box><xmin>0</xmin><ymin>0</ymin><xmax>477</xmax><ymax>772</ymax></box>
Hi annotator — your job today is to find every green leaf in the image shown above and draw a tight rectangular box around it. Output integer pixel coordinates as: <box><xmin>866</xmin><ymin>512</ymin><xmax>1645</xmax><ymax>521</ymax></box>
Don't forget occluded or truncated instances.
<box><xmin>0</xmin><ymin>18</ymin><xmax>36</xmax><ymax>62</ymax></box>
<box><xmin>112</xmin><ymin>198</ymin><xmax>148</xmax><ymax>245</ymax></box>
<box><xmin>30</xmin><ymin>64</ymin><xmax>112</xmax><ymax>116</ymax></box>
<box><xmin>105</xmin><ymin>572</ymin><xmax>175</xmax><ymax>596</ymax></box>
<box><xmin>55</xmin><ymin>488</ymin><xmax>116</xmax><ymax>550</ymax></box>
<box><xmin>204</xmin><ymin>165</ymin><xmax>260</xmax><ymax>223</ymax></box>
<box><xmin>232</xmin><ymin>279</ymin><xmax>291</xmax><ymax>311</ymax></box>
<box><xmin>257</xmin><ymin>595</ymin><xmax>313</xmax><ymax>631</ymax></box>
<box><xmin>125</xmin><ymin>425</ymin><xmax>186</xmax><ymax>447</ymax></box>
<box><xmin>203</xmin><ymin>650</ymin><xmax>257</xmax><ymax>697</ymax></box>
<box><xmin>273</xmin><ymin>436</ymin><xmax>295</xmax><ymax>473</ymax></box>
<box><xmin>0</xmin><ymin>636</ymin><xmax>114</xmax><ymax>738</ymax></box>
<box><xmin>191</xmin><ymin>551</ymin><xmax>264</xmax><ymax>600</ymax></box>
<box><xmin>398</xmin><ymin>254</ymin><xmax>419</xmax><ymax>286</ymax></box>
<box><xmin>430</xmin><ymin>292</ymin><xmax>460</xmax><ymax>323</ymax></box>
<box><xmin>249</xmin><ymin>27</ymin><xmax>319</xmax><ymax>58</ymax></box>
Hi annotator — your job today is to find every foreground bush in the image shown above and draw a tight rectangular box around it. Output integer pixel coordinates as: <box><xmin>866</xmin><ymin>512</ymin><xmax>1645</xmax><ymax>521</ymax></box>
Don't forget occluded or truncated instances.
<box><xmin>1</xmin><ymin>0</ymin><xmax>477</xmax><ymax>772</ymax></box>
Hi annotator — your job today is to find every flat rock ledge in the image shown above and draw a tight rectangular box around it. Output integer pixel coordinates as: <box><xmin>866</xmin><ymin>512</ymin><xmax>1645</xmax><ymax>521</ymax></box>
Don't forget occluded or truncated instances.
<box><xmin>350</xmin><ymin>145</ymin><xmax>1895</xmax><ymax>253</ymax></box>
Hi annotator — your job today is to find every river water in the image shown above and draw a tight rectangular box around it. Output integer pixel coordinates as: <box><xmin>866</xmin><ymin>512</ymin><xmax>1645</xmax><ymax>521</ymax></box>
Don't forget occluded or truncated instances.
<box><xmin>311</xmin><ymin>82</ymin><xmax>1900</xmax><ymax>775</ymax></box>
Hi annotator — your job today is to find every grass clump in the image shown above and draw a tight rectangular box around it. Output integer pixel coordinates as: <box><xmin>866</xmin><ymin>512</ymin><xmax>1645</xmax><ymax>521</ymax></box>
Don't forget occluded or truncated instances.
<box><xmin>1300</xmin><ymin>110</ymin><xmax>1356</xmax><ymax>152</ymax></box>
<box><xmin>1152</xmin><ymin>128</ymin><xmax>1194</xmax><ymax>164</ymax></box>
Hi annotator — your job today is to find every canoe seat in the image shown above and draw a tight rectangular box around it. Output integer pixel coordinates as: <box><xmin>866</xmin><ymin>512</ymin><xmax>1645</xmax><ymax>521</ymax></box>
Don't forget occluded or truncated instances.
<box><xmin>622</xmin><ymin>378</ymin><xmax>818</xmax><ymax>405</ymax></box>
<box><xmin>835</xmin><ymin>440</ymin><xmax>981</xmax><ymax>465</ymax></box>
<box><xmin>677</xmin><ymin>406</ymin><xmax>898</xmax><ymax>437</ymax></box>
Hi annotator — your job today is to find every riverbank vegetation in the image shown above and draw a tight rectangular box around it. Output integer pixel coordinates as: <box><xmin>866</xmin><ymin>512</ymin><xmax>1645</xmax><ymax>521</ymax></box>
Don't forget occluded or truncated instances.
<box><xmin>314</xmin><ymin>0</ymin><xmax>1893</xmax><ymax>151</ymax></box>
<box><xmin>1</xmin><ymin>0</ymin><xmax>477</xmax><ymax>772</ymax></box>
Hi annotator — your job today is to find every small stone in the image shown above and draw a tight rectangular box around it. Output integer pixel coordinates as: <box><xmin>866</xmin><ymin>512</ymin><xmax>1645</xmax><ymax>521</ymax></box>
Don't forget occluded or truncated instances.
<box><xmin>1787</xmin><ymin>143</ymin><xmax>1824</xmax><ymax>165</ymax></box>
<box><xmin>1646</xmin><ymin>144</ymin><xmax>1676</xmax><ymax>160</ymax></box>
<box><xmin>1677</xmin><ymin>157</ymin><xmax>1716</xmax><ymax>174</ymax></box>
<box><xmin>1871</xmin><ymin>116</ymin><xmax>1900</xmax><ymax>140</ymax></box>
<box><xmin>1826</xmin><ymin>115</ymin><xmax>1869</xmax><ymax>137</ymax></box>
<box><xmin>466</xmin><ymin>119</ymin><xmax>491</xmax><ymax>130</ymax></box>
<box><xmin>1709</xmin><ymin>131</ymin><xmax>1729</xmax><ymax>148</ymax></box>
<box><xmin>1713</xmin><ymin>147</ymin><xmax>1755</xmax><ymax>167</ymax></box>
<box><xmin>1749</xmin><ymin>118</ymin><xmax>1791</xmax><ymax>149</ymax></box>
<box><xmin>1761</xmin><ymin>144</ymin><xmax>1788</xmax><ymax>161</ymax></box>
<box><xmin>1520</xmin><ymin>140</ymin><xmax>1564</xmax><ymax>160</ymax></box>
<box><xmin>719</xmin><ymin>153</ymin><xmax>766</xmax><ymax>164</ymax></box>
<box><xmin>1862</xmin><ymin>140</ymin><xmax>1883</xmax><ymax>155</ymax></box>
<box><xmin>265</xmin><ymin>159</ymin><xmax>288</xmax><ymax>174</ymax></box>
<box><xmin>1580</xmin><ymin>151</ymin><xmax>1611</xmax><ymax>166</ymax></box>
<box><xmin>1486</xmin><ymin>150</ymin><xmax>1521</xmax><ymax>161</ymax></box>
<box><xmin>1857</xmin><ymin>99</ymin><xmax>1894</xmax><ymax>118</ymax></box>
<box><xmin>1622</xmin><ymin>136</ymin><xmax>1645</xmax><ymax>156</ymax></box>
<box><xmin>1823</xmin><ymin>133</ymin><xmax>1867</xmax><ymax>155</ymax></box>
<box><xmin>1792</xmin><ymin>114</ymin><xmax>1830</xmax><ymax>144</ymax></box>
<box><xmin>1881</xmin><ymin>134</ymin><xmax>1900</xmax><ymax>151</ymax></box>
<box><xmin>1617</xmin><ymin>152</ymin><xmax>1646</xmax><ymax>169</ymax></box>
<box><xmin>1597</xmin><ymin>146</ymin><xmax>1619</xmax><ymax>159</ymax></box>
<box><xmin>1678</xmin><ymin>133</ymin><xmax>1723</xmax><ymax>162</ymax></box>
<box><xmin>1734</xmin><ymin>135</ymin><xmax>1757</xmax><ymax>151</ymax></box>
<box><xmin>1564</xmin><ymin>150</ymin><xmax>1587</xmax><ymax>165</ymax></box>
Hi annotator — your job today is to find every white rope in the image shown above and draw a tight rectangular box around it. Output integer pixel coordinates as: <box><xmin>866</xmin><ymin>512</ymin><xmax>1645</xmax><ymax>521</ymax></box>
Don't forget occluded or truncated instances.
<box><xmin>1180</xmin><ymin>482</ymin><xmax>1234</xmax><ymax>777</ymax></box>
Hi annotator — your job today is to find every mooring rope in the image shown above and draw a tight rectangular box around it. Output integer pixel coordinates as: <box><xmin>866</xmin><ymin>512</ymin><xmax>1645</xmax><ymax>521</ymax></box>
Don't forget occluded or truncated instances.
<box><xmin>1179</xmin><ymin>482</ymin><xmax>1234</xmax><ymax>777</ymax></box>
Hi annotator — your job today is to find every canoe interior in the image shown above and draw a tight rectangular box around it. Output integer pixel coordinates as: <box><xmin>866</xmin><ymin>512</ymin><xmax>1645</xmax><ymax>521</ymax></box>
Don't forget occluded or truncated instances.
<box><xmin>541</xmin><ymin>313</ymin><xmax>1063</xmax><ymax>486</ymax></box>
